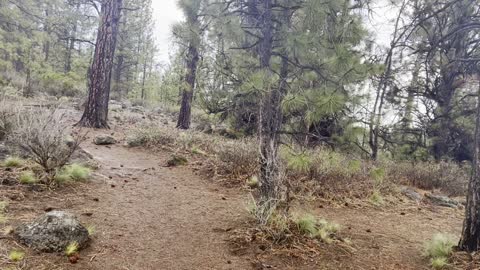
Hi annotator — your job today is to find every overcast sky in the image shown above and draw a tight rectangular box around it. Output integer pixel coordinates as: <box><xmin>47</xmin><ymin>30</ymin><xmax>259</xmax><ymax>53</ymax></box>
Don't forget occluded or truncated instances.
<box><xmin>150</xmin><ymin>1</ymin><xmax>396</xmax><ymax>65</ymax></box>
<box><xmin>151</xmin><ymin>1</ymin><xmax>183</xmax><ymax>65</ymax></box>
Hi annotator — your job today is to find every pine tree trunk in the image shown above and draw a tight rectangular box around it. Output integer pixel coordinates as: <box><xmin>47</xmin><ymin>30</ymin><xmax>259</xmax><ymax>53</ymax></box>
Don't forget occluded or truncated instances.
<box><xmin>176</xmin><ymin>44</ymin><xmax>199</xmax><ymax>130</ymax></box>
<box><xmin>77</xmin><ymin>0</ymin><xmax>123</xmax><ymax>128</ymax></box>
<box><xmin>459</xmin><ymin>76</ymin><xmax>480</xmax><ymax>251</ymax></box>
<box><xmin>257</xmin><ymin>0</ymin><xmax>283</xmax><ymax>216</ymax></box>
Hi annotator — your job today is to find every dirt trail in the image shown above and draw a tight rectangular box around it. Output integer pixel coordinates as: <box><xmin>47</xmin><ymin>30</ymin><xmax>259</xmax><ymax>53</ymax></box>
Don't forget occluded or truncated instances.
<box><xmin>77</xmin><ymin>134</ymin><xmax>250</xmax><ymax>270</ymax></box>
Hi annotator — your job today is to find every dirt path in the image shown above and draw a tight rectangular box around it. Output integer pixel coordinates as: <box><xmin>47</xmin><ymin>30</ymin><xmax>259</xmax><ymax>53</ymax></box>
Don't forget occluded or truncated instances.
<box><xmin>74</xmin><ymin>134</ymin><xmax>250</xmax><ymax>269</ymax></box>
<box><xmin>0</xmin><ymin>112</ymin><xmax>466</xmax><ymax>270</ymax></box>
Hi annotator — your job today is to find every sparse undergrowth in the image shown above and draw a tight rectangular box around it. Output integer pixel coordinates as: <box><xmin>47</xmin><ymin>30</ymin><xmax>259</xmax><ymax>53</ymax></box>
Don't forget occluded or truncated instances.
<box><xmin>7</xmin><ymin>106</ymin><xmax>86</xmax><ymax>185</ymax></box>
<box><xmin>126</xmin><ymin>123</ymin><xmax>467</xmax><ymax>201</ymax></box>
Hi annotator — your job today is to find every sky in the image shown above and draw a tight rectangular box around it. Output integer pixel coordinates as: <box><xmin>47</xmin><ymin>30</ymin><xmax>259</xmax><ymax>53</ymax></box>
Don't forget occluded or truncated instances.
<box><xmin>151</xmin><ymin>0</ymin><xmax>183</xmax><ymax>65</ymax></box>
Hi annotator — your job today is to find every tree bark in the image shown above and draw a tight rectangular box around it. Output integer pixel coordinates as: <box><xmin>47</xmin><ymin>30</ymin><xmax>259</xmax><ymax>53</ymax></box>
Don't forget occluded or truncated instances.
<box><xmin>459</xmin><ymin>75</ymin><xmax>480</xmax><ymax>251</ymax></box>
<box><xmin>257</xmin><ymin>0</ymin><xmax>282</xmax><ymax>213</ymax></box>
<box><xmin>176</xmin><ymin>43</ymin><xmax>200</xmax><ymax>129</ymax></box>
<box><xmin>77</xmin><ymin>0</ymin><xmax>123</xmax><ymax>128</ymax></box>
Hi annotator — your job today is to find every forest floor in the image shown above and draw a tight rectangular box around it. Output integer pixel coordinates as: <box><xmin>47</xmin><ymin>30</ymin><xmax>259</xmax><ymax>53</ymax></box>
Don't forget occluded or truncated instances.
<box><xmin>0</xmin><ymin>107</ymin><xmax>467</xmax><ymax>270</ymax></box>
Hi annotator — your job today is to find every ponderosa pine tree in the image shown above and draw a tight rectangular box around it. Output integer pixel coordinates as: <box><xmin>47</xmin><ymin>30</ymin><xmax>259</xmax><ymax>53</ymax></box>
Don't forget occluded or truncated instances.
<box><xmin>175</xmin><ymin>0</ymin><xmax>203</xmax><ymax>129</ymax></box>
<box><xmin>78</xmin><ymin>0</ymin><xmax>123</xmax><ymax>128</ymax></box>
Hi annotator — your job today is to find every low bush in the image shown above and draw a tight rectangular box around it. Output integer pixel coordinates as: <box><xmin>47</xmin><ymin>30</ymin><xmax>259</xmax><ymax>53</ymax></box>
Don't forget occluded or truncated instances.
<box><xmin>215</xmin><ymin>139</ymin><xmax>259</xmax><ymax>179</ymax></box>
<box><xmin>9</xmin><ymin>106</ymin><xmax>86</xmax><ymax>184</ymax></box>
<box><xmin>126</xmin><ymin>126</ymin><xmax>176</xmax><ymax>147</ymax></box>
<box><xmin>386</xmin><ymin>160</ymin><xmax>468</xmax><ymax>196</ymax></box>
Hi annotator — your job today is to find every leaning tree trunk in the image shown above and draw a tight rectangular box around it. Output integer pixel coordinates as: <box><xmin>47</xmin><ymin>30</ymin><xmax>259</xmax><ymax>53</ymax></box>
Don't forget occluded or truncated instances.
<box><xmin>77</xmin><ymin>0</ymin><xmax>123</xmax><ymax>128</ymax></box>
<box><xmin>176</xmin><ymin>44</ymin><xmax>200</xmax><ymax>130</ymax></box>
<box><xmin>459</xmin><ymin>75</ymin><xmax>480</xmax><ymax>251</ymax></box>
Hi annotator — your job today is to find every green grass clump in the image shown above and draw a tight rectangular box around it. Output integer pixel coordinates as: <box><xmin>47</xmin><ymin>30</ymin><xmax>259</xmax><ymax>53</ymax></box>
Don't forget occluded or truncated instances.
<box><xmin>293</xmin><ymin>214</ymin><xmax>341</xmax><ymax>243</ymax></box>
<box><xmin>55</xmin><ymin>164</ymin><xmax>91</xmax><ymax>183</ymax></box>
<box><xmin>86</xmin><ymin>225</ymin><xmax>96</xmax><ymax>236</ymax></box>
<box><xmin>19</xmin><ymin>171</ymin><xmax>37</xmax><ymax>184</ymax></box>
<box><xmin>316</xmin><ymin>219</ymin><xmax>341</xmax><ymax>244</ymax></box>
<box><xmin>294</xmin><ymin>214</ymin><xmax>318</xmax><ymax>236</ymax></box>
<box><xmin>369</xmin><ymin>190</ymin><xmax>384</xmax><ymax>206</ymax></box>
<box><xmin>430</xmin><ymin>257</ymin><xmax>448</xmax><ymax>269</ymax></box>
<box><xmin>4</xmin><ymin>157</ymin><xmax>23</xmax><ymax>168</ymax></box>
<box><xmin>246</xmin><ymin>176</ymin><xmax>259</xmax><ymax>188</ymax></box>
<box><xmin>424</xmin><ymin>233</ymin><xmax>455</xmax><ymax>259</ymax></box>
<box><xmin>65</xmin><ymin>241</ymin><xmax>79</xmax><ymax>256</ymax></box>
<box><xmin>424</xmin><ymin>233</ymin><xmax>455</xmax><ymax>269</ymax></box>
<box><xmin>8</xmin><ymin>250</ymin><xmax>25</xmax><ymax>262</ymax></box>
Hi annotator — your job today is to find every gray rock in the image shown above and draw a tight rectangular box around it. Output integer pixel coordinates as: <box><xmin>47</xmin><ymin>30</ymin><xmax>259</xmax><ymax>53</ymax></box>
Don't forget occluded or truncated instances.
<box><xmin>401</xmin><ymin>187</ymin><xmax>423</xmax><ymax>202</ymax></box>
<box><xmin>15</xmin><ymin>211</ymin><xmax>89</xmax><ymax>253</ymax></box>
<box><xmin>93</xmin><ymin>135</ymin><xmax>116</xmax><ymax>145</ymax></box>
<box><xmin>425</xmin><ymin>193</ymin><xmax>461</xmax><ymax>208</ymax></box>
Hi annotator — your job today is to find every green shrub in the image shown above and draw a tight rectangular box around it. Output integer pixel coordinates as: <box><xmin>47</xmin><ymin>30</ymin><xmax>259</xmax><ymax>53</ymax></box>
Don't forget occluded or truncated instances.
<box><xmin>19</xmin><ymin>171</ymin><xmax>37</xmax><ymax>184</ymax></box>
<box><xmin>4</xmin><ymin>157</ymin><xmax>23</xmax><ymax>168</ymax></box>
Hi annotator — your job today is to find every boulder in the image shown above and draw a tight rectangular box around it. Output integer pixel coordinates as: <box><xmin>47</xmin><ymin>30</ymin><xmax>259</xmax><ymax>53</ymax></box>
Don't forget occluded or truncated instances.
<box><xmin>425</xmin><ymin>193</ymin><xmax>461</xmax><ymax>208</ymax></box>
<box><xmin>401</xmin><ymin>187</ymin><xmax>423</xmax><ymax>202</ymax></box>
<box><xmin>15</xmin><ymin>211</ymin><xmax>89</xmax><ymax>253</ymax></box>
<box><xmin>93</xmin><ymin>135</ymin><xmax>116</xmax><ymax>145</ymax></box>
